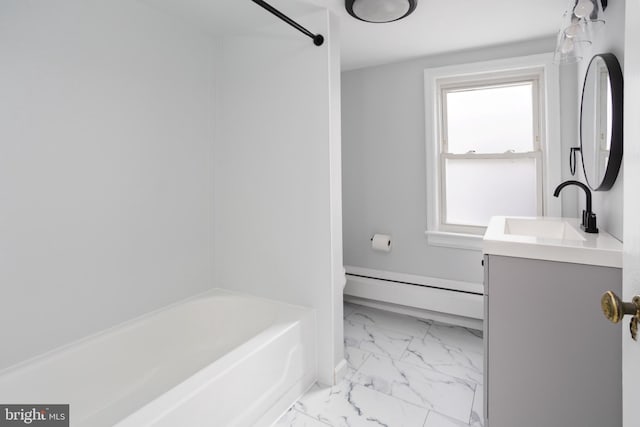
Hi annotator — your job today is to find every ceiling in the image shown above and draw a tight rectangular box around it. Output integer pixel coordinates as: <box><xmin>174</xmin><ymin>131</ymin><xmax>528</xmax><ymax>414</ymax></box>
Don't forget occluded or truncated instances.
<box><xmin>143</xmin><ymin>0</ymin><xmax>566</xmax><ymax>71</ymax></box>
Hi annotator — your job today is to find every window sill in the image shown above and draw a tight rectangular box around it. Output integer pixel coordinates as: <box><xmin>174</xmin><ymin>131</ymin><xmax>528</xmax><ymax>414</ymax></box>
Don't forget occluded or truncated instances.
<box><xmin>424</xmin><ymin>230</ymin><xmax>484</xmax><ymax>251</ymax></box>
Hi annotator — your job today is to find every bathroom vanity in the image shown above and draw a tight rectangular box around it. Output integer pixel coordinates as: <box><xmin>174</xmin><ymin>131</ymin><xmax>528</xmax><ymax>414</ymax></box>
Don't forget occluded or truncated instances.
<box><xmin>483</xmin><ymin>216</ymin><xmax>622</xmax><ymax>427</ymax></box>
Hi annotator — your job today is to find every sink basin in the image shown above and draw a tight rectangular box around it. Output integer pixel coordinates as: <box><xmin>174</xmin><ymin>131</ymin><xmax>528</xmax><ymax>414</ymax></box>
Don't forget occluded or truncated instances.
<box><xmin>503</xmin><ymin>217</ymin><xmax>585</xmax><ymax>241</ymax></box>
<box><xmin>483</xmin><ymin>216</ymin><xmax>622</xmax><ymax>267</ymax></box>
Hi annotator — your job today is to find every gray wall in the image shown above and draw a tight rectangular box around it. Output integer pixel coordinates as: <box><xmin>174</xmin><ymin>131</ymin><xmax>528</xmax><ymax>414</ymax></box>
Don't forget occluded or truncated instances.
<box><xmin>0</xmin><ymin>0</ymin><xmax>218</xmax><ymax>370</ymax></box>
<box><xmin>342</xmin><ymin>37</ymin><xmax>581</xmax><ymax>284</ymax></box>
<box><xmin>575</xmin><ymin>0</ymin><xmax>625</xmax><ymax>241</ymax></box>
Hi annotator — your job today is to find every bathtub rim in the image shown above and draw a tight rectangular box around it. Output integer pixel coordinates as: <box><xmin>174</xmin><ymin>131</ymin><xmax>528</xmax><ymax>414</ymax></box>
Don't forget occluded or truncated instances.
<box><xmin>0</xmin><ymin>287</ymin><xmax>313</xmax><ymax>378</ymax></box>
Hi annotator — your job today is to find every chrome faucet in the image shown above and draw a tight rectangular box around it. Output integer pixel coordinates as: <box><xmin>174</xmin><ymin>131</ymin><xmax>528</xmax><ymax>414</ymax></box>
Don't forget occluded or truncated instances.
<box><xmin>553</xmin><ymin>180</ymin><xmax>598</xmax><ymax>233</ymax></box>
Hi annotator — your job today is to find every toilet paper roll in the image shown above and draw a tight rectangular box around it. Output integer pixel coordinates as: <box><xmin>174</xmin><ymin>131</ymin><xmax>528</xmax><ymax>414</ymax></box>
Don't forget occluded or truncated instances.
<box><xmin>371</xmin><ymin>234</ymin><xmax>392</xmax><ymax>252</ymax></box>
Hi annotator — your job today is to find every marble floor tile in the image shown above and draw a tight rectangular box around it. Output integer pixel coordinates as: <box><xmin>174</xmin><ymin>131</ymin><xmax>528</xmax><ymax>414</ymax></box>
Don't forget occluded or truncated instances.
<box><xmin>351</xmin><ymin>353</ymin><xmax>475</xmax><ymax>423</ymax></box>
<box><xmin>469</xmin><ymin>385</ymin><xmax>484</xmax><ymax>426</ymax></box>
<box><xmin>400</xmin><ymin>336</ymin><xmax>483</xmax><ymax>385</ymax></box>
<box><xmin>274</xmin><ymin>407</ymin><xmax>332</xmax><ymax>426</ymax></box>
<box><xmin>344</xmin><ymin>346</ymin><xmax>371</xmax><ymax>378</ymax></box>
<box><xmin>293</xmin><ymin>380</ymin><xmax>429</xmax><ymax>427</ymax></box>
<box><xmin>343</xmin><ymin>303</ymin><xmax>358</xmax><ymax>318</ymax></box>
<box><xmin>344</xmin><ymin>318</ymin><xmax>413</xmax><ymax>360</ymax></box>
<box><xmin>424</xmin><ymin>322</ymin><xmax>483</xmax><ymax>356</ymax></box>
<box><xmin>424</xmin><ymin>411</ymin><xmax>472</xmax><ymax>427</ymax></box>
<box><xmin>346</xmin><ymin>304</ymin><xmax>431</xmax><ymax>338</ymax></box>
<box><xmin>276</xmin><ymin>303</ymin><xmax>485</xmax><ymax>427</ymax></box>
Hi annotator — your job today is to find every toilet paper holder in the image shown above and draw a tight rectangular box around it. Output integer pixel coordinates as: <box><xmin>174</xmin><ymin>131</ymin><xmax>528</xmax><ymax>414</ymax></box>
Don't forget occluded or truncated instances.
<box><xmin>371</xmin><ymin>234</ymin><xmax>392</xmax><ymax>252</ymax></box>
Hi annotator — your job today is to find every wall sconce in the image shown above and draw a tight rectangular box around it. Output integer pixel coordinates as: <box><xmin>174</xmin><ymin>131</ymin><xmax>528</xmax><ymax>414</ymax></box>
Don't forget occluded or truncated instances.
<box><xmin>345</xmin><ymin>0</ymin><xmax>418</xmax><ymax>23</ymax></box>
<box><xmin>554</xmin><ymin>0</ymin><xmax>608</xmax><ymax>64</ymax></box>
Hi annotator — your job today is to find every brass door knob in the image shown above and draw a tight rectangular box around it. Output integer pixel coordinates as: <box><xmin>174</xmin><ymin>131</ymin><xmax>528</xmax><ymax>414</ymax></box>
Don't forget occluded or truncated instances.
<box><xmin>601</xmin><ymin>291</ymin><xmax>640</xmax><ymax>323</ymax></box>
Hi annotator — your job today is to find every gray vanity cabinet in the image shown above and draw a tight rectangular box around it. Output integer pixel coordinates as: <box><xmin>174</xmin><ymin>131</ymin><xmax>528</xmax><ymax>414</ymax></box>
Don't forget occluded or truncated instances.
<box><xmin>483</xmin><ymin>254</ymin><xmax>621</xmax><ymax>427</ymax></box>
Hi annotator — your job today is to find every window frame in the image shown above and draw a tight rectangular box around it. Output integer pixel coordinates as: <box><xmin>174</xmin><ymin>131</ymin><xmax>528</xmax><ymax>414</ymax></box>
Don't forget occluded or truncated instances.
<box><xmin>424</xmin><ymin>54</ymin><xmax>562</xmax><ymax>250</ymax></box>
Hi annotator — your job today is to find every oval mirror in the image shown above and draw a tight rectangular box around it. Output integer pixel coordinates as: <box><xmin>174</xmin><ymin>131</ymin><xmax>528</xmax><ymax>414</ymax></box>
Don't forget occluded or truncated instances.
<box><xmin>580</xmin><ymin>53</ymin><xmax>623</xmax><ymax>191</ymax></box>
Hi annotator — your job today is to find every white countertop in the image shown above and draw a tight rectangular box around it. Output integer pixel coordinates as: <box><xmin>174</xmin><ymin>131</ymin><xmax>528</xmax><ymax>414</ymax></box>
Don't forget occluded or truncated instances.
<box><xmin>483</xmin><ymin>216</ymin><xmax>623</xmax><ymax>268</ymax></box>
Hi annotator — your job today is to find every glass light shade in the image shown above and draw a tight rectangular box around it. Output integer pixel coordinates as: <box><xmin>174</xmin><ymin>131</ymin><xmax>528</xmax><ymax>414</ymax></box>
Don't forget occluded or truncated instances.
<box><xmin>565</xmin><ymin>22</ymin><xmax>582</xmax><ymax>37</ymax></box>
<box><xmin>561</xmin><ymin>37</ymin><xmax>576</xmax><ymax>54</ymax></box>
<box><xmin>346</xmin><ymin>0</ymin><xmax>418</xmax><ymax>23</ymax></box>
<box><xmin>554</xmin><ymin>31</ymin><xmax>591</xmax><ymax>64</ymax></box>
<box><xmin>564</xmin><ymin>20</ymin><xmax>590</xmax><ymax>41</ymax></box>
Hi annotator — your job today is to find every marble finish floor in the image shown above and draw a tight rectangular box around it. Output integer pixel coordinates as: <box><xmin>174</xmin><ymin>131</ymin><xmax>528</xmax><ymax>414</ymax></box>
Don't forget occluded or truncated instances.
<box><xmin>274</xmin><ymin>303</ymin><xmax>484</xmax><ymax>427</ymax></box>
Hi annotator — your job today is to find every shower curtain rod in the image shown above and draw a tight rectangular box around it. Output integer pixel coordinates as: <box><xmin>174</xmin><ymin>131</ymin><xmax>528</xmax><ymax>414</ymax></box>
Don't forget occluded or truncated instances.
<box><xmin>251</xmin><ymin>0</ymin><xmax>324</xmax><ymax>46</ymax></box>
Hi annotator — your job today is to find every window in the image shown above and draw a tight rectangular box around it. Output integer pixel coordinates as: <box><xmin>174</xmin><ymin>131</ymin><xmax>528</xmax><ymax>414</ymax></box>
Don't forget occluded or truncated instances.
<box><xmin>424</xmin><ymin>54</ymin><xmax>561</xmax><ymax>250</ymax></box>
<box><xmin>440</xmin><ymin>76</ymin><xmax>543</xmax><ymax>233</ymax></box>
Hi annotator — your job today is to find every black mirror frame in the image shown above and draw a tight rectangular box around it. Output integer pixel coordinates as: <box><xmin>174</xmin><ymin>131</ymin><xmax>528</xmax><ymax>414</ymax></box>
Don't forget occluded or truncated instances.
<box><xmin>580</xmin><ymin>53</ymin><xmax>624</xmax><ymax>191</ymax></box>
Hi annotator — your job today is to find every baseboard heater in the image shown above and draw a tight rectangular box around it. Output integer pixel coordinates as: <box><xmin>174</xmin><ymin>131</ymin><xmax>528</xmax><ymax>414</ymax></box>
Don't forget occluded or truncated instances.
<box><xmin>347</xmin><ymin>273</ymin><xmax>482</xmax><ymax>296</ymax></box>
<box><xmin>344</xmin><ymin>267</ymin><xmax>484</xmax><ymax>329</ymax></box>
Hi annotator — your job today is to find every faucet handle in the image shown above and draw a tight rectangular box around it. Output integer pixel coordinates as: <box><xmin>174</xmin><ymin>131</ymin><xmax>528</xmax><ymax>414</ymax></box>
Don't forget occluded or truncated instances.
<box><xmin>582</xmin><ymin>210</ymin><xmax>599</xmax><ymax>233</ymax></box>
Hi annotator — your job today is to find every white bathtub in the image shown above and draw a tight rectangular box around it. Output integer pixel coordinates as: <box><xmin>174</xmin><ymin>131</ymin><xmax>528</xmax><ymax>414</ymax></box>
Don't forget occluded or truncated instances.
<box><xmin>0</xmin><ymin>289</ymin><xmax>316</xmax><ymax>426</ymax></box>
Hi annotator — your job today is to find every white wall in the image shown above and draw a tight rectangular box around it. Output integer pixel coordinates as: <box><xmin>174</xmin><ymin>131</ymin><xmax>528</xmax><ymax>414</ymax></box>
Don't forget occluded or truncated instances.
<box><xmin>0</xmin><ymin>0</ymin><xmax>218</xmax><ymax>370</ymax></box>
<box><xmin>215</xmin><ymin>11</ymin><xmax>344</xmax><ymax>386</ymax></box>
<box><xmin>341</xmin><ymin>37</ymin><xmax>576</xmax><ymax>284</ymax></box>
<box><xmin>575</xmin><ymin>0</ymin><xmax>625</xmax><ymax>241</ymax></box>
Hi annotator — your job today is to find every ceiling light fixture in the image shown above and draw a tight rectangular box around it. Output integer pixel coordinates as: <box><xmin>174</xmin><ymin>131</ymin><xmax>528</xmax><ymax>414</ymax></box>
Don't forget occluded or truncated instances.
<box><xmin>345</xmin><ymin>0</ymin><xmax>418</xmax><ymax>23</ymax></box>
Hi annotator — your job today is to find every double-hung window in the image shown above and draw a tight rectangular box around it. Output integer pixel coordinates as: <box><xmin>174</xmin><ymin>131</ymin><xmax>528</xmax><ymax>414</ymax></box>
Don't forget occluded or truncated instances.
<box><xmin>425</xmin><ymin>55</ymin><xmax>560</xmax><ymax>249</ymax></box>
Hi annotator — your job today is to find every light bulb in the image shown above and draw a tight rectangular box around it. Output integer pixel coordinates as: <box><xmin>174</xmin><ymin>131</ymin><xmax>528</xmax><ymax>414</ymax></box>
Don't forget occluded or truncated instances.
<box><xmin>560</xmin><ymin>37</ymin><xmax>575</xmax><ymax>54</ymax></box>
<box><xmin>565</xmin><ymin>23</ymin><xmax>582</xmax><ymax>38</ymax></box>
<box><xmin>574</xmin><ymin>0</ymin><xmax>594</xmax><ymax>18</ymax></box>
